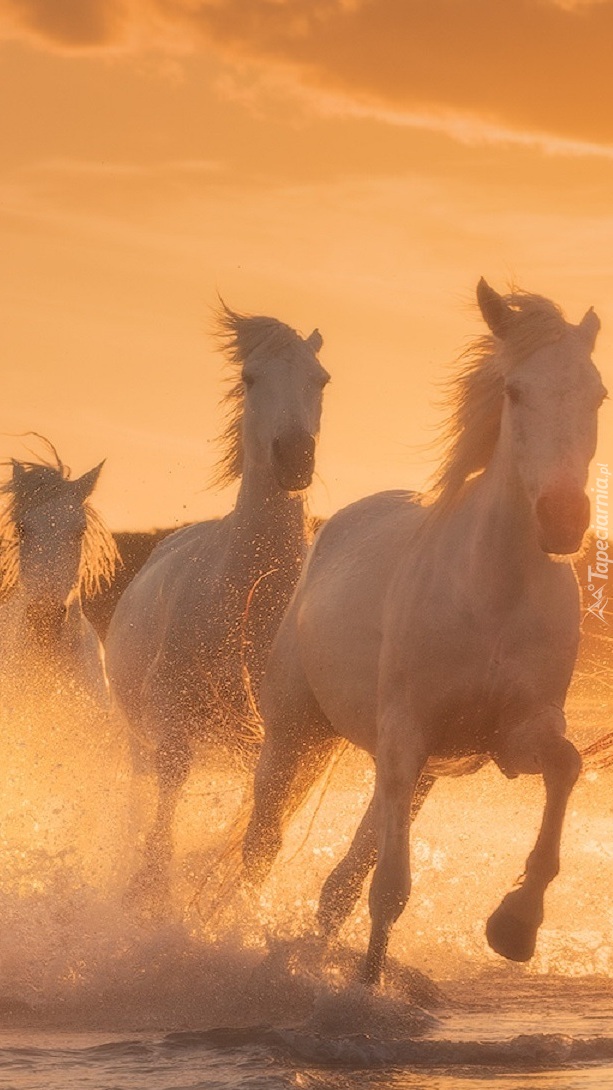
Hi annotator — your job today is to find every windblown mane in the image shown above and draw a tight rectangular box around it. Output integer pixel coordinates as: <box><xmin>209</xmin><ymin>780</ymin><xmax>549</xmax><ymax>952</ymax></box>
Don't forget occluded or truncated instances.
<box><xmin>211</xmin><ymin>302</ymin><xmax>309</xmax><ymax>488</ymax></box>
<box><xmin>429</xmin><ymin>290</ymin><xmax>567</xmax><ymax>509</ymax></box>
<box><xmin>0</xmin><ymin>456</ymin><xmax>119</xmax><ymax>598</ymax></box>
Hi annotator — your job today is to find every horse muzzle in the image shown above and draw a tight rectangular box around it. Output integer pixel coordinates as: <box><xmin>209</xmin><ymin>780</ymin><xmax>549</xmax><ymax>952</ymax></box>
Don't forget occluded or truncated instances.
<box><xmin>535</xmin><ymin>485</ymin><xmax>591</xmax><ymax>555</ymax></box>
<box><xmin>272</xmin><ymin>429</ymin><xmax>316</xmax><ymax>492</ymax></box>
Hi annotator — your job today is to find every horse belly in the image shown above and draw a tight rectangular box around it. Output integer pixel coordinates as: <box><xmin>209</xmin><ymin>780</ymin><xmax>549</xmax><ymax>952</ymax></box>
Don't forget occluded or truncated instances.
<box><xmin>425</xmin><ymin>702</ymin><xmax>498</xmax><ymax>762</ymax></box>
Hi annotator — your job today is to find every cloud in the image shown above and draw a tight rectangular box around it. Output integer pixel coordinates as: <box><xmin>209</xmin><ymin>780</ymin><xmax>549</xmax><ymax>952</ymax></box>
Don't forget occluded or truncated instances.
<box><xmin>0</xmin><ymin>0</ymin><xmax>129</xmax><ymax>49</ymax></box>
<box><xmin>3</xmin><ymin>0</ymin><xmax>613</xmax><ymax>149</ymax></box>
<box><xmin>308</xmin><ymin>90</ymin><xmax>613</xmax><ymax>161</ymax></box>
<box><xmin>180</xmin><ymin>0</ymin><xmax>613</xmax><ymax>149</ymax></box>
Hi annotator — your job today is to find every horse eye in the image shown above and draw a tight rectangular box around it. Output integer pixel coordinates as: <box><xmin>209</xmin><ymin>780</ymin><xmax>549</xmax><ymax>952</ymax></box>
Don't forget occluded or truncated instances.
<box><xmin>15</xmin><ymin>522</ymin><xmax>25</xmax><ymax>540</ymax></box>
<box><xmin>505</xmin><ymin>383</ymin><xmax>522</xmax><ymax>405</ymax></box>
<box><xmin>243</xmin><ymin>373</ymin><xmax>255</xmax><ymax>389</ymax></box>
<box><xmin>320</xmin><ymin>372</ymin><xmax>331</xmax><ymax>388</ymax></box>
<box><xmin>599</xmin><ymin>388</ymin><xmax>609</xmax><ymax>406</ymax></box>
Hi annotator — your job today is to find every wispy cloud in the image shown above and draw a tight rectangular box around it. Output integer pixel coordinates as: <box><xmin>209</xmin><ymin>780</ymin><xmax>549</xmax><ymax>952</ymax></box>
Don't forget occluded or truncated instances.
<box><xmin>3</xmin><ymin>1</ymin><xmax>613</xmax><ymax>153</ymax></box>
<box><xmin>265</xmin><ymin>76</ymin><xmax>613</xmax><ymax>161</ymax></box>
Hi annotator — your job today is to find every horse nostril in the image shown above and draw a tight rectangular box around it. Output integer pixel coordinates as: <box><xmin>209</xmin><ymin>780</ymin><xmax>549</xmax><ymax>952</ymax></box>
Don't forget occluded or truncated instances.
<box><xmin>273</xmin><ymin>431</ymin><xmax>315</xmax><ymax>465</ymax></box>
<box><xmin>535</xmin><ymin>486</ymin><xmax>590</xmax><ymax>553</ymax></box>
<box><xmin>536</xmin><ymin>489</ymin><xmax>589</xmax><ymax>526</ymax></box>
<box><xmin>272</xmin><ymin>429</ymin><xmax>316</xmax><ymax>490</ymax></box>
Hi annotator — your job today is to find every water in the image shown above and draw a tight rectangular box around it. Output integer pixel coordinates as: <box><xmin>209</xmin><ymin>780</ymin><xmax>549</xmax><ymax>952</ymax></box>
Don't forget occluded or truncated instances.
<box><xmin>3</xmin><ymin>978</ymin><xmax>613</xmax><ymax>1089</ymax></box>
<box><xmin>1</xmin><ymin>684</ymin><xmax>613</xmax><ymax>1088</ymax></box>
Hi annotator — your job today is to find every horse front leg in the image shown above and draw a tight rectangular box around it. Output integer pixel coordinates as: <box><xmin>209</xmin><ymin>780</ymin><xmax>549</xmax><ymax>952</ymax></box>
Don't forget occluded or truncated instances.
<box><xmin>127</xmin><ymin>732</ymin><xmax>191</xmax><ymax>917</ymax></box>
<box><xmin>317</xmin><ymin>772</ymin><xmax>435</xmax><ymax>941</ymax></box>
<box><xmin>363</xmin><ymin>712</ymin><xmax>426</xmax><ymax>986</ymax></box>
<box><xmin>486</xmin><ymin>709</ymin><xmax>581</xmax><ymax>962</ymax></box>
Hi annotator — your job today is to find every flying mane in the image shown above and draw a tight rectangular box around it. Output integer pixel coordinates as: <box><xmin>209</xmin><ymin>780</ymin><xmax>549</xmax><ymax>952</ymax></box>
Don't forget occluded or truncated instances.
<box><xmin>211</xmin><ymin>302</ymin><xmax>313</xmax><ymax>489</ymax></box>
<box><xmin>428</xmin><ymin>290</ymin><xmax>567</xmax><ymax>510</ymax></box>
<box><xmin>0</xmin><ymin>455</ymin><xmax>119</xmax><ymax>598</ymax></box>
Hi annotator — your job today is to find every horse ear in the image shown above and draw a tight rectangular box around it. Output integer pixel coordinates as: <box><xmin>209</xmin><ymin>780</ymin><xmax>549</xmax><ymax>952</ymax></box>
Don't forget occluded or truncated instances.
<box><xmin>72</xmin><ymin>461</ymin><xmax>105</xmax><ymax>501</ymax></box>
<box><xmin>476</xmin><ymin>278</ymin><xmax>514</xmax><ymax>339</ymax></box>
<box><xmin>578</xmin><ymin>307</ymin><xmax>600</xmax><ymax>350</ymax></box>
<box><xmin>11</xmin><ymin>460</ymin><xmax>27</xmax><ymax>484</ymax></box>
<box><xmin>306</xmin><ymin>329</ymin><xmax>323</xmax><ymax>353</ymax></box>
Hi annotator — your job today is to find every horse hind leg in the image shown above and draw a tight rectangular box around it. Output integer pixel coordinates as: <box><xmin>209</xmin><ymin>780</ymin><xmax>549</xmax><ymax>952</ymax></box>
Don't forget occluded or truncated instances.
<box><xmin>317</xmin><ymin>795</ymin><xmax>378</xmax><ymax>940</ymax></box>
<box><xmin>317</xmin><ymin>772</ymin><xmax>435</xmax><ymax>941</ymax></box>
<box><xmin>486</xmin><ymin>711</ymin><xmax>581</xmax><ymax>962</ymax></box>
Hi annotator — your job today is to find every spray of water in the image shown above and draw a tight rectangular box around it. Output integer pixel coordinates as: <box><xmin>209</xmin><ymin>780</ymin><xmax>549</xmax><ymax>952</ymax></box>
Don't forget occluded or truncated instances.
<box><xmin>0</xmin><ymin>664</ymin><xmax>611</xmax><ymax>1034</ymax></box>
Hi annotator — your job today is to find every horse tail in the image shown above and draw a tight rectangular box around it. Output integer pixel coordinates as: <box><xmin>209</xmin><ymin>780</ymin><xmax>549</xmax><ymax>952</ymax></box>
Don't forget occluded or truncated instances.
<box><xmin>235</xmin><ymin>568</ymin><xmax>281</xmax><ymax>749</ymax></box>
<box><xmin>579</xmin><ymin>731</ymin><xmax>613</xmax><ymax>768</ymax></box>
<box><xmin>280</xmin><ymin>738</ymin><xmax>349</xmax><ymax>864</ymax></box>
<box><xmin>190</xmin><ymin>792</ymin><xmax>254</xmax><ymax>931</ymax></box>
<box><xmin>191</xmin><ymin>738</ymin><xmax>348</xmax><ymax>931</ymax></box>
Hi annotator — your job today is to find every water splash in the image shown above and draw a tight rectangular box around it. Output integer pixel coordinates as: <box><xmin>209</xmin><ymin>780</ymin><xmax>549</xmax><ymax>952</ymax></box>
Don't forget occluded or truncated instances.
<box><xmin>0</xmin><ymin>675</ymin><xmax>612</xmax><ymax>1038</ymax></box>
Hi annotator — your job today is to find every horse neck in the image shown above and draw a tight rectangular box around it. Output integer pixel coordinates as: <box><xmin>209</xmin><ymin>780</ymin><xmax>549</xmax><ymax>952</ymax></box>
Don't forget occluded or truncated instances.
<box><xmin>0</xmin><ymin>587</ymin><xmax>85</xmax><ymax>669</ymax></box>
<box><xmin>7</xmin><ymin>584</ymin><xmax>84</xmax><ymax>626</ymax></box>
<box><xmin>458</xmin><ymin>439</ymin><xmax>549</xmax><ymax>588</ymax></box>
<box><xmin>227</xmin><ymin>462</ymin><xmax>308</xmax><ymax>576</ymax></box>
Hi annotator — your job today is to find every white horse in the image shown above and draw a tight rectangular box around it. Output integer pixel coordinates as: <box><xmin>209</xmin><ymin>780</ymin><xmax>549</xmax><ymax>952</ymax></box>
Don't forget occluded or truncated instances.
<box><xmin>242</xmin><ymin>280</ymin><xmax>606</xmax><ymax>984</ymax></box>
<box><xmin>105</xmin><ymin>304</ymin><xmax>329</xmax><ymax>906</ymax></box>
<box><xmin>0</xmin><ymin>451</ymin><xmax>118</xmax><ymax>709</ymax></box>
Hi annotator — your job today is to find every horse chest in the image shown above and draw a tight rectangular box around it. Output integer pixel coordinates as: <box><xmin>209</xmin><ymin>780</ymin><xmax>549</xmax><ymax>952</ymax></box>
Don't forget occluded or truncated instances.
<box><xmin>183</xmin><ymin>578</ymin><xmax>291</xmax><ymax>741</ymax></box>
<box><xmin>194</xmin><ymin>570</ymin><xmax>292</xmax><ymax>662</ymax></box>
<box><xmin>394</xmin><ymin>593</ymin><xmax>577</xmax><ymax>756</ymax></box>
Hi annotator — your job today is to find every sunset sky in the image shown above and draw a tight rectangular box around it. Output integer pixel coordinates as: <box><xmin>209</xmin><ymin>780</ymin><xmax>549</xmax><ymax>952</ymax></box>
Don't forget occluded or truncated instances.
<box><xmin>2</xmin><ymin>0</ymin><xmax>613</xmax><ymax>529</ymax></box>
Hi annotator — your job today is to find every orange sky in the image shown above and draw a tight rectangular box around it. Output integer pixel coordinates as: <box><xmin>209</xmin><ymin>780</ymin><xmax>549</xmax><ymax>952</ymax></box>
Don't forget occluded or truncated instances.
<box><xmin>1</xmin><ymin>0</ymin><xmax>613</xmax><ymax>529</ymax></box>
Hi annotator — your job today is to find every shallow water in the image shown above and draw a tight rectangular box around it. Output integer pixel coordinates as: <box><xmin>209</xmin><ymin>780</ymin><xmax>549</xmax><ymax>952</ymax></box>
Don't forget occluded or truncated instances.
<box><xmin>3</xmin><ymin>979</ymin><xmax>613</xmax><ymax>1090</ymax></box>
<box><xmin>1</xmin><ymin>687</ymin><xmax>613</xmax><ymax>1088</ymax></box>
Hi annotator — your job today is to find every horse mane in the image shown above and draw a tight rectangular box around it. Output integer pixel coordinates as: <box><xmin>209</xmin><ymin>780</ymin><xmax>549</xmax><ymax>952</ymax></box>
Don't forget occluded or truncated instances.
<box><xmin>0</xmin><ymin>454</ymin><xmax>119</xmax><ymax>599</ymax></box>
<box><xmin>428</xmin><ymin>290</ymin><xmax>567</xmax><ymax>510</ymax></box>
<box><xmin>210</xmin><ymin>301</ymin><xmax>311</xmax><ymax>489</ymax></box>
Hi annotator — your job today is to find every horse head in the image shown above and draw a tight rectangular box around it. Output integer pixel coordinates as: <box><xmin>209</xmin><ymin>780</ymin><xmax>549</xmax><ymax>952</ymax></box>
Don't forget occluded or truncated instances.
<box><xmin>478</xmin><ymin>279</ymin><xmax>606</xmax><ymax>554</ymax></box>
<box><xmin>7</xmin><ymin>460</ymin><xmax>107</xmax><ymax>645</ymax></box>
<box><xmin>213</xmin><ymin>307</ymin><xmax>329</xmax><ymax>493</ymax></box>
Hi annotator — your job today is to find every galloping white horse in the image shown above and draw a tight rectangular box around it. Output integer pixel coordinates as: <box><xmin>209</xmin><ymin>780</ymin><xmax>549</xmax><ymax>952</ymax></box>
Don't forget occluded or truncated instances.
<box><xmin>243</xmin><ymin>280</ymin><xmax>606</xmax><ymax>984</ymax></box>
<box><xmin>0</xmin><ymin>451</ymin><xmax>118</xmax><ymax>708</ymax></box>
<box><xmin>105</xmin><ymin>304</ymin><xmax>329</xmax><ymax>905</ymax></box>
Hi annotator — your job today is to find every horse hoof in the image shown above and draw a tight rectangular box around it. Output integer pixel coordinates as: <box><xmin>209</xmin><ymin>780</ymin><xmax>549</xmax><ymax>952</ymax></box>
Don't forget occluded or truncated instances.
<box><xmin>316</xmin><ymin>896</ymin><xmax>344</xmax><ymax>941</ymax></box>
<box><xmin>360</xmin><ymin>952</ymin><xmax>384</xmax><ymax>988</ymax></box>
<box><xmin>486</xmin><ymin>894</ymin><xmax>539</xmax><ymax>962</ymax></box>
